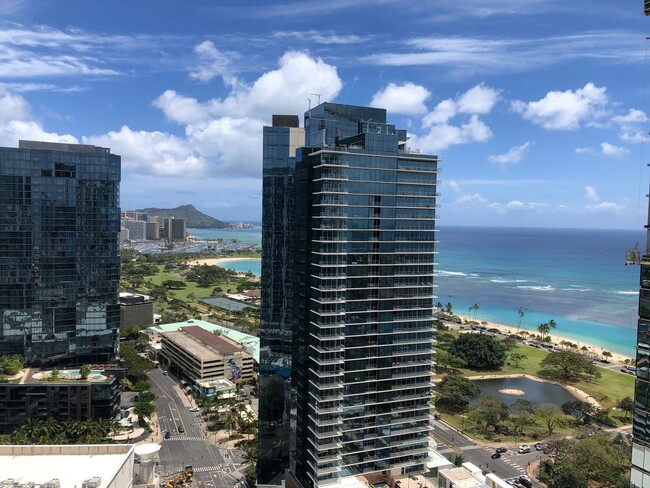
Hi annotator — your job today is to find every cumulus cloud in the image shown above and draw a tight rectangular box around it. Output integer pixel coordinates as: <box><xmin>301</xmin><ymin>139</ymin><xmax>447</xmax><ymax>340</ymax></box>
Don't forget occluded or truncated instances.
<box><xmin>413</xmin><ymin>115</ymin><xmax>491</xmax><ymax>153</ymax></box>
<box><xmin>584</xmin><ymin>185</ymin><xmax>599</xmax><ymax>202</ymax></box>
<box><xmin>488</xmin><ymin>141</ymin><xmax>531</xmax><ymax>166</ymax></box>
<box><xmin>84</xmin><ymin>126</ymin><xmax>209</xmax><ymax>176</ymax></box>
<box><xmin>413</xmin><ymin>84</ymin><xmax>497</xmax><ymax>153</ymax></box>
<box><xmin>457</xmin><ymin>83</ymin><xmax>500</xmax><ymax>114</ymax></box>
<box><xmin>600</xmin><ymin>141</ymin><xmax>629</xmax><ymax>157</ymax></box>
<box><xmin>511</xmin><ymin>82</ymin><xmax>608</xmax><ymax>130</ymax></box>
<box><xmin>612</xmin><ymin>108</ymin><xmax>646</xmax><ymax>143</ymax></box>
<box><xmin>189</xmin><ymin>41</ymin><xmax>237</xmax><ymax>83</ymax></box>
<box><xmin>575</xmin><ymin>146</ymin><xmax>594</xmax><ymax>155</ymax></box>
<box><xmin>0</xmin><ymin>91</ymin><xmax>77</xmax><ymax>146</ymax></box>
<box><xmin>149</xmin><ymin>51</ymin><xmax>343</xmax><ymax>177</ymax></box>
<box><xmin>370</xmin><ymin>82</ymin><xmax>430</xmax><ymax>115</ymax></box>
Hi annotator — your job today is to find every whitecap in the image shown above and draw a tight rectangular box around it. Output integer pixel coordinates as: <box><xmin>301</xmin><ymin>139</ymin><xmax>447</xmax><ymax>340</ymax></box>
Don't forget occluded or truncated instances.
<box><xmin>435</xmin><ymin>270</ymin><xmax>467</xmax><ymax>277</ymax></box>
<box><xmin>490</xmin><ymin>278</ymin><xmax>529</xmax><ymax>284</ymax></box>
<box><xmin>616</xmin><ymin>291</ymin><xmax>639</xmax><ymax>295</ymax></box>
<box><xmin>562</xmin><ymin>288</ymin><xmax>592</xmax><ymax>292</ymax></box>
<box><xmin>516</xmin><ymin>285</ymin><xmax>555</xmax><ymax>292</ymax></box>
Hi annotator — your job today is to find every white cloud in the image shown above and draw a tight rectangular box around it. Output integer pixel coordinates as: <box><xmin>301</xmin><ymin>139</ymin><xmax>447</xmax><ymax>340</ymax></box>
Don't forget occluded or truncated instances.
<box><xmin>422</xmin><ymin>83</ymin><xmax>499</xmax><ymax>128</ymax></box>
<box><xmin>584</xmin><ymin>185</ymin><xmax>599</xmax><ymax>202</ymax></box>
<box><xmin>455</xmin><ymin>193</ymin><xmax>488</xmax><ymax>204</ymax></box>
<box><xmin>487</xmin><ymin>200</ymin><xmax>549</xmax><ymax>214</ymax></box>
<box><xmin>363</xmin><ymin>32</ymin><xmax>643</xmax><ymax>75</ymax></box>
<box><xmin>189</xmin><ymin>41</ymin><xmax>237</xmax><ymax>83</ymax></box>
<box><xmin>612</xmin><ymin>108</ymin><xmax>646</xmax><ymax>143</ymax></box>
<box><xmin>415</xmin><ymin>84</ymin><xmax>497</xmax><ymax>153</ymax></box>
<box><xmin>447</xmin><ymin>180</ymin><xmax>461</xmax><ymax>192</ymax></box>
<box><xmin>85</xmin><ymin>126</ymin><xmax>209</xmax><ymax>177</ymax></box>
<box><xmin>148</xmin><ymin>51</ymin><xmax>343</xmax><ymax>177</ymax></box>
<box><xmin>575</xmin><ymin>146</ymin><xmax>594</xmax><ymax>154</ymax></box>
<box><xmin>512</xmin><ymin>82</ymin><xmax>608</xmax><ymax>130</ymax></box>
<box><xmin>585</xmin><ymin>201</ymin><xmax>624</xmax><ymax>213</ymax></box>
<box><xmin>412</xmin><ymin>115</ymin><xmax>491</xmax><ymax>153</ymax></box>
<box><xmin>0</xmin><ymin>91</ymin><xmax>30</xmax><ymax>122</ymax></box>
<box><xmin>600</xmin><ymin>141</ymin><xmax>629</xmax><ymax>157</ymax></box>
<box><xmin>423</xmin><ymin>99</ymin><xmax>456</xmax><ymax>126</ymax></box>
<box><xmin>457</xmin><ymin>83</ymin><xmax>500</xmax><ymax>114</ymax></box>
<box><xmin>488</xmin><ymin>142</ymin><xmax>530</xmax><ymax>165</ymax></box>
<box><xmin>272</xmin><ymin>30</ymin><xmax>370</xmax><ymax>44</ymax></box>
<box><xmin>0</xmin><ymin>91</ymin><xmax>77</xmax><ymax>146</ymax></box>
<box><xmin>153</xmin><ymin>91</ymin><xmax>209</xmax><ymax>125</ymax></box>
<box><xmin>370</xmin><ymin>82</ymin><xmax>430</xmax><ymax>115</ymax></box>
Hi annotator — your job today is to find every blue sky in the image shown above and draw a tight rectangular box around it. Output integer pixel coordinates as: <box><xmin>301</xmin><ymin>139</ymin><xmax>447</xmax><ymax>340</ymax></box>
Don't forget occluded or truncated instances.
<box><xmin>1</xmin><ymin>0</ymin><xmax>650</xmax><ymax>229</ymax></box>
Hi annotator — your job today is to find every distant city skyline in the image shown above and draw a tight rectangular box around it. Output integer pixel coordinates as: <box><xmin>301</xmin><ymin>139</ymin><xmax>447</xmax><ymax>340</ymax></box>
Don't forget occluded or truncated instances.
<box><xmin>0</xmin><ymin>1</ymin><xmax>648</xmax><ymax>229</ymax></box>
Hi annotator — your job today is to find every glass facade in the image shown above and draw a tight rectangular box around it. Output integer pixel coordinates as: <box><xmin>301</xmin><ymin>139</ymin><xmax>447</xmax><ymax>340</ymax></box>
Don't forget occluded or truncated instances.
<box><xmin>258</xmin><ymin>118</ymin><xmax>305</xmax><ymax>484</ymax></box>
<box><xmin>259</xmin><ymin>104</ymin><xmax>438</xmax><ymax>488</ymax></box>
<box><xmin>0</xmin><ymin>141</ymin><xmax>121</xmax><ymax>367</ymax></box>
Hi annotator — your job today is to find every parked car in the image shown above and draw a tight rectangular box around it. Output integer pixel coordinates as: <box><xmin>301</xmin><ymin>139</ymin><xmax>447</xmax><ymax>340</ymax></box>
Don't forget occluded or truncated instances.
<box><xmin>496</xmin><ymin>447</ymin><xmax>508</xmax><ymax>453</ymax></box>
<box><xmin>518</xmin><ymin>444</ymin><xmax>531</xmax><ymax>454</ymax></box>
<box><xmin>178</xmin><ymin>425</ymin><xmax>184</xmax><ymax>433</ymax></box>
<box><xmin>518</xmin><ymin>475</ymin><xmax>533</xmax><ymax>488</ymax></box>
<box><xmin>534</xmin><ymin>442</ymin><xmax>544</xmax><ymax>451</ymax></box>
<box><xmin>189</xmin><ymin>406</ymin><xmax>200</xmax><ymax>412</ymax></box>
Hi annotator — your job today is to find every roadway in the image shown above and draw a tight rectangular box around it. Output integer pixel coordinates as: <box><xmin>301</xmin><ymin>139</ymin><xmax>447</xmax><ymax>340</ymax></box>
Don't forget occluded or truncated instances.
<box><xmin>148</xmin><ymin>368</ymin><xmax>243</xmax><ymax>488</ymax></box>
<box><xmin>432</xmin><ymin>420</ymin><xmax>546</xmax><ymax>486</ymax></box>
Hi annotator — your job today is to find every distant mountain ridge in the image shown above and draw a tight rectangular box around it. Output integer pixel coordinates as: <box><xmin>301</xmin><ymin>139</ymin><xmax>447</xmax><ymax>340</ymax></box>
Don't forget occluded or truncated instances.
<box><xmin>135</xmin><ymin>204</ymin><xmax>230</xmax><ymax>229</ymax></box>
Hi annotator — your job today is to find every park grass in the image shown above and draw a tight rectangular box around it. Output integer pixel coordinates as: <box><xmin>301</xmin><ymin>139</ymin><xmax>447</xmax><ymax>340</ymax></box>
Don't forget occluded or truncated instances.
<box><xmin>142</xmin><ymin>265</ymin><xmax>245</xmax><ymax>300</ymax></box>
<box><xmin>455</xmin><ymin>343</ymin><xmax>634</xmax><ymax>410</ymax></box>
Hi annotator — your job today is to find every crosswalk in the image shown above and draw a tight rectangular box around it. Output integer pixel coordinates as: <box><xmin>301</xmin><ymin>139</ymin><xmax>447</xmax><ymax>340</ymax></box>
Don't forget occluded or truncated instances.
<box><xmin>166</xmin><ymin>435</ymin><xmax>204</xmax><ymax>441</ymax></box>
<box><xmin>193</xmin><ymin>465</ymin><xmax>222</xmax><ymax>473</ymax></box>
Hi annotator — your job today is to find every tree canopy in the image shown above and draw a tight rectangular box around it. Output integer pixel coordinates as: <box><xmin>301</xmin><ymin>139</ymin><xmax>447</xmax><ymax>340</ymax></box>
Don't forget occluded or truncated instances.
<box><xmin>449</xmin><ymin>333</ymin><xmax>507</xmax><ymax>369</ymax></box>
<box><xmin>540</xmin><ymin>351</ymin><xmax>601</xmax><ymax>382</ymax></box>
<box><xmin>541</xmin><ymin>434</ymin><xmax>631</xmax><ymax>488</ymax></box>
<box><xmin>435</xmin><ymin>374</ymin><xmax>480</xmax><ymax>408</ymax></box>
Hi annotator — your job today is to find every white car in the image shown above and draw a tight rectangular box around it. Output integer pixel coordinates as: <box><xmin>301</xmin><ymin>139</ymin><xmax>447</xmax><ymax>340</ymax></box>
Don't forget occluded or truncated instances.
<box><xmin>189</xmin><ymin>406</ymin><xmax>200</xmax><ymax>412</ymax></box>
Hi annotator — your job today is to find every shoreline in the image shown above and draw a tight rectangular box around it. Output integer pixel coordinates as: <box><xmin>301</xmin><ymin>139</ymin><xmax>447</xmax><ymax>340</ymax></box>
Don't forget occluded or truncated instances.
<box><xmin>189</xmin><ymin>257</ymin><xmax>258</xmax><ymax>267</ymax></box>
<box><xmin>456</xmin><ymin>314</ymin><xmax>633</xmax><ymax>363</ymax></box>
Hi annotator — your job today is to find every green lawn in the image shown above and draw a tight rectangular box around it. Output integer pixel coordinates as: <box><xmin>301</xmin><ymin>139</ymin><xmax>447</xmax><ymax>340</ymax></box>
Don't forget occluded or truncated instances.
<box><xmin>455</xmin><ymin>343</ymin><xmax>634</xmax><ymax>410</ymax></box>
<box><xmin>143</xmin><ymin>265</ymin><xmax>246</xmax><ymax>300</ymax></box>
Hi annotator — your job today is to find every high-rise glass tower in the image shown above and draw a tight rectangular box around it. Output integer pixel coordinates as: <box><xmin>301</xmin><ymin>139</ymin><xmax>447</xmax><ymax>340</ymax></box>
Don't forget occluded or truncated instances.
<box><xmin>259</xmin><ymin>104</ymin><xmax>438</xmax><ymax>488</ymax></box>
<box><xmin>259</xmin><ymin>115</ymin><xmax>305</xmax><ymax>484</ymax></box>
<box><xmin>0</xmin><ymin>140</ymin><xmax>121</xmax><ymax>367</ymax></box>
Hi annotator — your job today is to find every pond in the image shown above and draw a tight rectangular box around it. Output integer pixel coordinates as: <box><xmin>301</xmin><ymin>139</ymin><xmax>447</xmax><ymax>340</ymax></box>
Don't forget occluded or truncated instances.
<box><xmin>472</xmin><ymin>377</ymin><xmax>579</xmax><ymax>407</ymax></box>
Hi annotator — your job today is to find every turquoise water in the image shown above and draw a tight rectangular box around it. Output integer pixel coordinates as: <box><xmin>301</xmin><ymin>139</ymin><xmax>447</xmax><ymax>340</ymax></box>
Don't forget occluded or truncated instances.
<box><xmin>191</xmin><ymin>225</ymin><xmax>641</xmax><ymax>357</ymax></box>
<box><xmin>218</xmin><ymin>258</ymin><xmax>262</xmax><ymax>276</ymax></box>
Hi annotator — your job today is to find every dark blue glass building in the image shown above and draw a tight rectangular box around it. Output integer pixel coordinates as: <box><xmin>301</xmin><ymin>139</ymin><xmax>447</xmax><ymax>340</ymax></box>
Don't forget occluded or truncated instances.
<box><xmin>0</xmin><ymin>140</ymin><xmax>121</xmax><ymax>367</ymax></box>
<box><xmin>259</xmin><ymin>115</ymin><xmax>305</xmax><ymax>484</ymax></box>
<box><xmin>259</xmin><ymin>104</ymin><xmax>438</xmax><ymax>488</ymax></box>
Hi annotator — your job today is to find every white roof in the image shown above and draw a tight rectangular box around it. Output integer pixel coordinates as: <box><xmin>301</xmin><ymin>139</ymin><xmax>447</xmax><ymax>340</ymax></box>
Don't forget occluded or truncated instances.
<box><xmin>0</xmin><ymin>444</ymin><xmax>134</xmax><ymax>487</ymax></box>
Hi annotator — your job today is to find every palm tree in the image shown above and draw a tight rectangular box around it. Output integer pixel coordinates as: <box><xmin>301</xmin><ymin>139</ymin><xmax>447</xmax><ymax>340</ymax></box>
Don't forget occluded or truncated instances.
<box><xmin>445</xmin><ymin>302</ymin><xmax>453</xmax><ymax>314</ymax></box>
<box><xmin>548</xmin><ymin>319</ymin><xmax>557</xmax><ymax>339</ymax></box>
<box><xmin>472</xmin><ymin>304</ymin><xmax>480</xmax><ymax>320</ymax></box>
<box><xmin>517</xmin><ymin>307</ymin><xmax>525</xmax><ymax>332</ymax></box>
<box><xmin>537</xmin><ymin>322</ymin><xmax>550</xmax><ymax>340</ymax></box>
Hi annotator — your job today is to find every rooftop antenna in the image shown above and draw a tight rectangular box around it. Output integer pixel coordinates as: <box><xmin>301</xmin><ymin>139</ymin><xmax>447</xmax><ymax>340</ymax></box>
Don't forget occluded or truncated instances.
<box><xmin>311</xmin><ymin>93</ymin><xmax>321</xmax><ymax>105</ymax></box>
<box><xmin>308</xmin><ymin>98</ymin><xmax>311</xmax><ymax>110</ymax></box>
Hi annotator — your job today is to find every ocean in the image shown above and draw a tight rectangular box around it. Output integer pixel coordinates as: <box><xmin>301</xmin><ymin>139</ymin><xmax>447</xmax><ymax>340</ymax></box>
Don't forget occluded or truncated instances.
<box><xmin>189</xmin><ymin>226</ymin><xmax>642</xmax><ymax>356</ymax></box>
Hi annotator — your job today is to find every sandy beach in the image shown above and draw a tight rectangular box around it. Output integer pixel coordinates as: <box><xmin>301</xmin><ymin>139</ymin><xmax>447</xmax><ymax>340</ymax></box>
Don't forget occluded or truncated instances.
<box><xmin>455</xmin><ymin>314</ymin><xmax>633</xmax><ymax>364</ymax></box>
<box><xmin>189</xmin><ymin>257</ymin><xmax>257</xmax><ymax>267</ymax></box>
